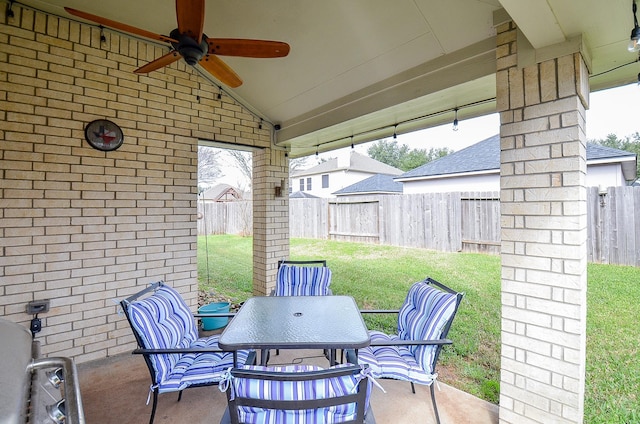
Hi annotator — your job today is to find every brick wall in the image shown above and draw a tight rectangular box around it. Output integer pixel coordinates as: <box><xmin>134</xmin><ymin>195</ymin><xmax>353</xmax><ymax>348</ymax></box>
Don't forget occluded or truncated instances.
<box><xmin>497</xmin><ymin>21</ymin><xmax>589</xmax><ymax>423</ymax></box>
<box><xmin>0</xmin><ymin>4</ymin><xmax>271</xmax><ymax>363</ymax></box>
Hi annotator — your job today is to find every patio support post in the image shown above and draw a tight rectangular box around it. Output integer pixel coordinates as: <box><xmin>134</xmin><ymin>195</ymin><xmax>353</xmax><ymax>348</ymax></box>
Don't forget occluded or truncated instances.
<box><xmin>496</xmin><ymin>20</ymin><xmax>589</xmax><ymax>424</ymax></box>
<box><xmin>252</xmin><ymin>147</ymin><xmax>290</xmax><ymax>295</ymax></box>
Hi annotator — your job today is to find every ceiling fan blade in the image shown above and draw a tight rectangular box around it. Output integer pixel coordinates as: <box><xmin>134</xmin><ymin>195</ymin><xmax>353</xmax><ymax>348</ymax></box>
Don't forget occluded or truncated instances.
<box><xmin>207</xmin><ymin>38</ymin><xmax>291</xmax><ymax>58</ymax></box>
<box><xmin>175</xmin><ymin>0</ymin><xmax>205</xmax><ymax>43</ymax></box>
<box><xmin>199</xmin><ymin>55</ymin><xmax>243</xmax><ymax>88</ymax></box>
<box><xmin>64</xmin><ymin>7</ymin><xmax>177</xmax><ymax>44</ymax></box>
<box><xmin>134</xmin><ymin>51</ymin><xmax>182</xmax><ymax>74</ymax></box>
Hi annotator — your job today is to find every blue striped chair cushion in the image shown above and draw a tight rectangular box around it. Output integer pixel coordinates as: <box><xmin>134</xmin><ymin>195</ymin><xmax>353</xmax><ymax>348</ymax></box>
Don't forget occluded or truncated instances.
<box><xmin>157</xmin><ymin>336</ymin><xmax>249</xmax><ymax>393</ymax></box>
<box><xmin>356</xmin><ymin>282</ymin><xmax>457</xmax><ymax>385</ymax></box>
<box><xmin>354</xmin><ymin>331</ymin><xmax>434</xmax><ymax>384</ymax></box>
<box><xmin>128</xmin><ymin>284</ymin><xmax>245</xmax><ymax>392</ymax></box>
<box><xmin>229</xmin><ymin>364</ymin><xmax>371</xmax><ymax>423</ymax></box>
<box><xmin>275</xmin><ymin>265</ymin><xmax>332</xmax><ymax>296</ymax></box>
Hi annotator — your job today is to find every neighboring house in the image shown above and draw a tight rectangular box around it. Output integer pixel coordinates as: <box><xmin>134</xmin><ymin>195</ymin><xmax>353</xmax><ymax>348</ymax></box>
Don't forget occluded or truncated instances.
<box><xmin>397</xmin><ymin>135</ymin><xmax>638</xmax><ymax>193</ymax></box>
<box><xmin>291</xmin><ymin>151</ymin><xmax>403</xmax><ymax>198</ymax></box>
<box><xmin>200</xmin><ymin>183</ymin><xmax>243</xmax><ymax>202</ymax></box>
<box><xmin>333</xmin><ymin>174</ymin><xmax>403</xmax><ymax>197</ymax></box>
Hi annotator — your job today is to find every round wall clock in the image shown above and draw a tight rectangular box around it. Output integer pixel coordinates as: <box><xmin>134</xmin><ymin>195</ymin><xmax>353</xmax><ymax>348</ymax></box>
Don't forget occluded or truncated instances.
<box><xmin>84</xmin><ymin>119</ymin><xmax>124</xmax><ymax>151</ymax></box>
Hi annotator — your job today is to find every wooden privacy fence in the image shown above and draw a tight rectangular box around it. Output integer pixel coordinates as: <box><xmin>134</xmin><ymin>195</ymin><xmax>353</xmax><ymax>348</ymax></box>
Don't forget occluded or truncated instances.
<box><xmin>197</xmin><ymin>187</ymin><xmax>640</xmax><ymax>266</ymax></box>
<box><xmin>321</xmin><ymin>192</ymin><xmax>501</xmax><ymax>254</ymax></box>
<box><xmin>198</xmin><ymin>199</ymin><xmax>252</xmax><ymax>236</ymax></box>
<box><xmin>587</xmin><ymin>186</ymin><xmax>640</xmax><ymax>266</ymax></box>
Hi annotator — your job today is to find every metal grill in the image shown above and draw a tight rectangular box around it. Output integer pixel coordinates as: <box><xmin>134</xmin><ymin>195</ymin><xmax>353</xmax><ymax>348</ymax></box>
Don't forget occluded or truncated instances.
<box><xmin>0</xmin><ymin>318</ymin><xmax>85</xmax><ymax>424</ymax></box>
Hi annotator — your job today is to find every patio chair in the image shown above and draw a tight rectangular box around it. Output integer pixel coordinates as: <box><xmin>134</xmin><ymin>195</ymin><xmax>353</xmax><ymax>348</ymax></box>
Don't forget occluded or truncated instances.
<box><xmin>271</xmin><ymin>260</ymin><xmax>332</xmax><ymax>296</ymax></box>
<box><xmin>346</xmin><ymin>277</ymin><xmax>463</xmax><ymax>424</ymax></box>
<box><xmin>269</xmin><ymin>259</ymin><xmax>333</xmax><ymax>361</ymax></box>
<box><xmin>273</xmin><ymin>259</ymin><xmax>333</xmax><ymax>296</ymax></box>
<box><xmin>219</xmin><ymin>363</ymin><xmax>377</xmax><ymax>424</ymax></box>
<box><xmin>120</xmin><ymin>281</ymin><xmax>255</xmax><ymax>424</ymax></box>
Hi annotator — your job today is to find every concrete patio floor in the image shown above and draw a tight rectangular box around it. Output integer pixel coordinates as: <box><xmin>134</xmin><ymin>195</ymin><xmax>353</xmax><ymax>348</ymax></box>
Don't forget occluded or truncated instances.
<box><xmin>76</xmin><ymin>348</ymin><xmax>498</xmax><ymax>424</ymax></box>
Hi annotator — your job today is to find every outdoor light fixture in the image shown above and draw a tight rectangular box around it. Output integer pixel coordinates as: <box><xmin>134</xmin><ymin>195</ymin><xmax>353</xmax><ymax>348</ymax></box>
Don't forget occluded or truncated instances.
<box><xmin>274</xmin><ymin>179</ymin><xmax>284</xmax><ymax>197</ymax></box>
<box><xmin>452</xmin><ymin>108</ymin><xmax>459</xmax><ymax>131</ymax></box>
<box><xmin>6</xmin><ymin>1</ymin><xmax>14</xmax><ymax>18</ymax></box>
<box><xmin>629</xmin><ymin>1</ymin><xmax>640</xmax><ymax>52</ymax></box>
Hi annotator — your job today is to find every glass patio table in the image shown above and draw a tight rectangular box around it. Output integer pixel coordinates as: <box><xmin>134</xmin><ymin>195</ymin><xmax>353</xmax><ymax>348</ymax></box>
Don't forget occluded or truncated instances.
<box><xmin>218</xmin><ymin>295</ymin><xmax>370</xmax><ymax>365</ymax></box>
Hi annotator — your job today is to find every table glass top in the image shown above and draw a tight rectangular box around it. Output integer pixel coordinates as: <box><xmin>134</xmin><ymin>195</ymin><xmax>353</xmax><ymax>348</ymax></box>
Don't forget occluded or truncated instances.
<box><xmin>218</xmin><ymin>295</ymin><xmax>370</xmax><ymax>350</ymax></box>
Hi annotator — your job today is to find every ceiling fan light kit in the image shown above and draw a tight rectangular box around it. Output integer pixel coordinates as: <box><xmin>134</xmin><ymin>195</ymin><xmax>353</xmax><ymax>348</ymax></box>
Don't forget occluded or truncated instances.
<box><xmin>64</xmin><ymin>0</ymin><xmax>290</xmax><ymax>88</ymax></box>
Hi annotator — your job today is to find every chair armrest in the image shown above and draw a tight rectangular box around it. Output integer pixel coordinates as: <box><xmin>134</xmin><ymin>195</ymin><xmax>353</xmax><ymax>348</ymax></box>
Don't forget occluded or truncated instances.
<box><xmin>133</xmin><ymin>348</ymin><xmax>257</xmax><ymax>366</ymax></box>
<box><xmin>346</xmin><ymin>339</ymin><xmax>453</xmax><ymax>364</ymax></box>
<box><xmin>369</xmin><ymin>338</ymin><xmax>452</xmax><ymax>347</ymax></box>
<box><xmin>133</xmin><ymin>347</ymin><xmax>231</xmax><ymax>354</ymax></box>
<box><xmin>358</xmin><ymin>309</ymin><xmax>400</xmax><ymax>314</ymax></box>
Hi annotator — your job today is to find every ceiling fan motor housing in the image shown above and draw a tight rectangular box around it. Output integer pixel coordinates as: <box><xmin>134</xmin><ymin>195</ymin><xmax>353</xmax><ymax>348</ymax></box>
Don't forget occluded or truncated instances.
<box><xmin>170</xmin><ymin>28</ymin><xmax>208</xmax><ymax>65</ymax></box>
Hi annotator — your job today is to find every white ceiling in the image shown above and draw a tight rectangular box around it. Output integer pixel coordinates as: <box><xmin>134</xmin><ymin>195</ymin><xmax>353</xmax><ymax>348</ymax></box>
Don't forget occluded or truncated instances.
<box><xmin>16</xmin><ymin>0</ymin><xmax>640</xmax><ymax>157</ymax></box>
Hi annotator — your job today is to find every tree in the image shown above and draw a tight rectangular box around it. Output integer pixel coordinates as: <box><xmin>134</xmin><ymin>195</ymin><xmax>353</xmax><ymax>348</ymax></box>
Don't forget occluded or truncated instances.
<box><xmin>226</xmin><ymin>150</ymin><xmax>253</xmax><ymax>192</ymax></box>
<box><xmin>197</xmin><ymin>146</ymin><xmax>223</xmax><ymax>193</ymax></box>
<box><xmin>367</xmin><ymin>139</ymin><xmax>453</xmax><ymax>171</ymax></box>
<box><xmin>590</xmin><ymin>133</ymin><xmax>640</xmax><ymax>181</ymax></box>
<box><xmin>227</xmin><ymin>150</ymin><xmax>253</xmax><ymax>188</ymax></box>
<box><xmin>289</xmin><ymin>156</ymin><xmax>310</xmax><ymax>173</ymax></box>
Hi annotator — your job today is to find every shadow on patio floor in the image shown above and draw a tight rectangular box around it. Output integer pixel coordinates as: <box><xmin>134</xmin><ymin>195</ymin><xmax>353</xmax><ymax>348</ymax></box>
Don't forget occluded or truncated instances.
<box><xmin>77</xmin><ymin>349</ymin><xmax>498</xmax><ymax>424</ymax></box>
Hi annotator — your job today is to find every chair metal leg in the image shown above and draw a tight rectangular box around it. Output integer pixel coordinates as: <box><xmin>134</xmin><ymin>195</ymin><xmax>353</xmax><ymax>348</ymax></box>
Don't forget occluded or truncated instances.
<box><xmin>177</xmin><ymin>390</ymin><xmax>183</xmax><ymax>401</ymax></box>
<box><xmin>149</xmin><ymin>389</ymin><xmax>159</xmax><ymax>424</ymax></box>
<box><xmin>410</xmin><ymin>381</ymin><xmax>416</xmax><ymax>394</ymax></box>
<box><xmin>430</xmin><ymin>383</ymin><xmax>441</xmax><ymax>424</ymax></box>
<box><xmin>260</xmin><ymin>349</ymin><xmax>270</xmax><ymax>365</ymax></box>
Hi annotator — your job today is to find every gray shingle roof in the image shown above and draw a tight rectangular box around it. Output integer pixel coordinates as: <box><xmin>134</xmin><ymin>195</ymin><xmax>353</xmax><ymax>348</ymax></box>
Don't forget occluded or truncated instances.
<box><xmin>587</xmin><ymin>143</ymin><xmax>636</xmax><ymax>160</ymax></box>
<box><xmin>396</xmin><ymin>135</ymin><xmax>637</xmax><ymax>180</ymax></box>
<box><xmin>289</xmin><ymin>191</ymin><xmax>320</xmax><ymax>198</ymax></box>
<box><xmin>333</xmin><ymin>174</ymin><xmax>403</xmax><ymax>195</ymax></box>
<box><xmin>397</xmin><ymin>135</ymin><xmax>500</xmax><ymax>179</ymax></box>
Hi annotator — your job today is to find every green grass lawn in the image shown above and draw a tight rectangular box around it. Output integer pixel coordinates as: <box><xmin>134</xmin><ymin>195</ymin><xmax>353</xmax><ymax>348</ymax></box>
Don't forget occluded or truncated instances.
<box><xmin>198</xmin><ymin>235</ymin><xmax>640</xmax><ymax>423</ymax></box>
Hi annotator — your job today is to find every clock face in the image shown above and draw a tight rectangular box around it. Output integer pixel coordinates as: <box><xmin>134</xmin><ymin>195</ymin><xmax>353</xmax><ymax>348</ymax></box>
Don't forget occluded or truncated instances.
<box><xmin>84</xmin><ymin>119</ymin><xmax>124</xmax><ymax>151</ymax></box>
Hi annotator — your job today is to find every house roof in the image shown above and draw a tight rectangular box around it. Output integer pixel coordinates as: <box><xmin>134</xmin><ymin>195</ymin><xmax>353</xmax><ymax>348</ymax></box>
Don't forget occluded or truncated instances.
<box><xmin>333</xmin><ymin>174</ymin><xmax>403</xmax><ymax>196</ymax></box>
<box><xmin>200</xmin><ymin>183</ymin><xmax>243</xmax><ymax>201</ymax></box>
<box><xmin>289</xmin><ymin>191</ymin><xmax>320</xmax><ymax>199</ymax></box>
<box><xmin>396</xmin><ymin>135</ymin><xmax>638</xmax><ymax>182</ymax></box>
<box><xmin>292</xmin><ymin>151</ymin><xmax>403</xmax><ymax>178</ymax></box>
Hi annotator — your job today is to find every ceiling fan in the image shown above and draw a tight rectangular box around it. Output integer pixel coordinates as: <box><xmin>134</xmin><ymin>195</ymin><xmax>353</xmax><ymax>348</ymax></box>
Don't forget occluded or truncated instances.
<box><xmin>65</xmin><ymin>0</ymin><xmax>290</xmax><ymax>88</ymax></box>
